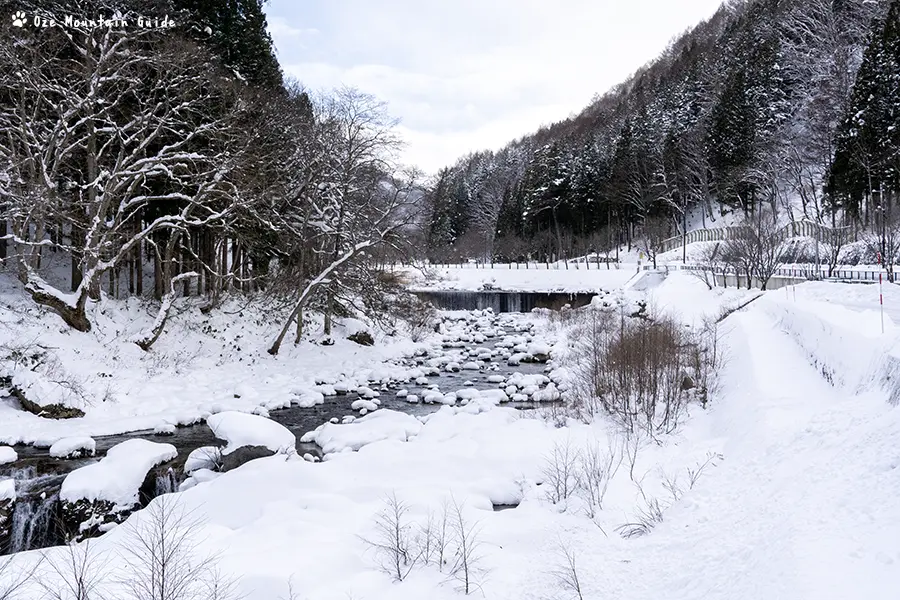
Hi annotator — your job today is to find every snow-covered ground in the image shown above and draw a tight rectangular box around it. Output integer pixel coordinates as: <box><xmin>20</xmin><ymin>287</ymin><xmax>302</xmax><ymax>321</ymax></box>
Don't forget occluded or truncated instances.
<box><xmin>0</xmin><ymin>274</ymin><xmax>428</xmax><ymax>446</ymax></box>
<box><xmin>2</xmin><ymin>270</ymin><xmax>900</xmax><ymax>599</ymax></box>
<box><xmin>409</xmin><ymin>263</ymin><xmax>637</xmax><ymax>292</ymax></box>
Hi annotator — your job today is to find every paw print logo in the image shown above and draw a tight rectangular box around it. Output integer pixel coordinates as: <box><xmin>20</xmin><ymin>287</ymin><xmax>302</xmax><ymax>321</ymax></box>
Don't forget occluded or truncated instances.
<box><xmin>11</xmin><ymin>11</ymin><xmax>27</xmax><ymax>27</ymax></box>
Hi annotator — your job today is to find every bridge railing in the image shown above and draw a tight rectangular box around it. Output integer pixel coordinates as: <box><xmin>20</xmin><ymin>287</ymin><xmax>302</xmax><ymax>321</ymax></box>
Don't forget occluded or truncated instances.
<box><xmin>659</xmin><ymin>219</ymin><xmax>855</xmax><ymax>254</ymax></box>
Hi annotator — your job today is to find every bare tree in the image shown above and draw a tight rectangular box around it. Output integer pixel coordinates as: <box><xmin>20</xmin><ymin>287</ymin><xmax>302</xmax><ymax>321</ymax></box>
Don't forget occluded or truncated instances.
<box><xmin>542</xmin><ymin>440</ymin><xmax>579</xmax><ymax>504</ymax></box>
<box><xmin>575</xmin><ymin>436</ymin><xmax>623</xmax><ymax>517</ymax></box>
<box><xmin>0</xmin><ymin>23</ymin><xmax>250</xmax><ymax>333</ymax></box>
<box><xmin>118</xmin><ymin>495</ymin><xmax>239</xmax><ymax>600</ymax></box>
<box><xmin>0</xmin><ymin>554</ymin><xmax>41</xmax><ymax>600</ymax></box>
<box><xmin>447</xmin><ymin>497</ymin><xmax>484</xmax><ymax>596</ymax></box>
<box><xmin>39</xmin><ymin>539</ymin><xmax>110</xmax><ymax>600</ymax></box>
<box><xmin>865</xmin><ymin>202</ymin><xmax>900</xmax><ymax>284</ymax></box>
<box><xmin>550</xmin><ymin>541</ymin><xmax>584</xmax><ymax>600</ymax></box>
<box><xmin>362</xmin><ymin>492</ymin><xmax>418</xmax><ymax>582</ymax></box>
<box><xmin>266</xmin><ymin>90</ymin><xmax>422</xmax><ymax>355</ymax></box>
<box><xmin>638</xmin><ymin>215</ymin><xmax>670</xmax><ymax>269</ymax></box>
<box><xmin>823</xmin><ymin>221</ymin><xmax>853</xmax><ymax>277</ymax></box>
<box><xmin>688</xmin><ymin>242</ymin><xmax>723</xmax><ymax>290</ymax></box>
<box><xmin>723</xmin><ymin>211</ymin><xmax>788</xmax><ymax>290</ymax></box>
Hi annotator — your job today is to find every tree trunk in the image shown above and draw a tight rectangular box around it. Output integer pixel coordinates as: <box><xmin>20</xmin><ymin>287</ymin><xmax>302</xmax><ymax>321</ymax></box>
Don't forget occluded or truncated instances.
<box><xmin>133</xmin><ymin>272</ymin><xmax>198</xmax><ymax>351</ymax></box>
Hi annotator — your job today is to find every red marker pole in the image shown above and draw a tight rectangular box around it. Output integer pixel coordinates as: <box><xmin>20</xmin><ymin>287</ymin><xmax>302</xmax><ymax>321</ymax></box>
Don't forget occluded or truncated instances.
<box><xmin>880</xmin><ymin>272</ymin><xmax>885</xmax><ymax>334</ymax></box>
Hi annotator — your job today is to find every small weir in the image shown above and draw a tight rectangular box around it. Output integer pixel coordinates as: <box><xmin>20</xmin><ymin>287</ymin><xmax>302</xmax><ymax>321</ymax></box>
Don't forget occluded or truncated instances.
<box><xmin>414</xmin><ymin>290</ymin><xmax>596</xmax><ymax>312</ymax></box>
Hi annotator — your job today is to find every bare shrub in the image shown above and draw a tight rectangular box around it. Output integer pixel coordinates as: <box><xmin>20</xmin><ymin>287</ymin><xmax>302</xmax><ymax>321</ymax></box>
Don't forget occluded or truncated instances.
<box><xmin>542</xmin><ymin>440</ymin><xmax>579</xmax><ymax>504</ymax></box>
<box><xmin>575</xmin><ymin>436</ymin><xmax>623</xmax><ymax>517</ymax></box>
<box><xmin>550</xmin><ymin>542</ymin><xmax>584</xmax><ymax>600</ymax></box>
<box><xmin>568</xmin><ymin>308</ymin><xmax>718</xmax><ymax>436</ymax></box>
<box><xmin>281</xmin><ymin>576</ymin><xmax>302</xmax><ymax>600</ymax></box>
<box><xmin>0</xmin><ymin>554</ymin><xmax>41</xmax><ymax>600</ymax></box>
<box><xmin>39</xmin><ymin>539</ymin><xmax>110</xmax><ymax>600</ymax></box>
<box><xmin>624</xmin><ymin>429</ymin><xmax>644</xmax><ymax>483</ymax></box>
<box><xmin>687</xmin><ymin>451</ymin><xmax>722</xmax><ymax>489</ymax></box>
<box><xmin>447</xmin><ymin>498</ymin><xmax>484</xmax><ymax>596</ymax></box>
<box><xmin>615</xmin><ymin>478</ymin><xmax>666</xmax><ymax>539</ymax></box>
<box><xmin>687</xmin><ymin>242</ymin><xmax>722</xmax><ymax>290</ymax></box>
<box><xmin>362</xmin><ymin>492</ymin><xmax>418</xmax><ymax>581</ymax></box>
<box><xmin>616</xmin><ymin>452</ymin><xmax>721</xmax><ymax>540</ymax></box>
<box><xmin>722</xmin><ymin>211</ymin><xmax>789</xmax><ymax>290</ymax></box>
<box><xmin>567</xmin><ymin>310</ymin><xmax>616</xmax><ymax>423</ymax></box>
<box><xmin>118</xmin><ymin>495</ymin><xmax>240</xmax><ymax>600</ymax></box>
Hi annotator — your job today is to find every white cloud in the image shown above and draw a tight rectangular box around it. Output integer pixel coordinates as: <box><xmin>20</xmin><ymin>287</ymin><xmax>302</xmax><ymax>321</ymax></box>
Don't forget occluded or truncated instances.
<box><xmin>267</xmin><ymin>0</ymin><xmax>725</xmax><ymax>173</ymax></box>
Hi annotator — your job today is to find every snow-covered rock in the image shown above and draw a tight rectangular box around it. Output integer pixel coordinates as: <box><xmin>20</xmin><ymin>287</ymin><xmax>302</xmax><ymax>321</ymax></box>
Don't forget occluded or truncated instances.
<box><xmin>206</xmin><ymin>411</ymin><xmax>296</xmax><ymax>455</ymax></box>
<box><xmin>153</xmin><ymin>423</ymin><xmax>176</xmax><ymax>436</ymax></box>
<box><xmin>0</xmin><ymin>479</ymin><xmax>14</xmax><ymax>502</ymax></box>
<box><xmin>185</xmin><ymin>446</ymin><xmax>222</xmax><ymax>474</ymax></box>
<box><xmin>0</xmin><ymin>447</ymin><xmax>17</xmax><ymax>465</ymax></box>
<box><xmin>49</xmin><ymin>437</ymin><xmax>96</xmax><ymax>459</ymax></box>
<box><xmin>351</xmin><ymin>399</ymin><xmax>379</xmax><ymax>413</ymax></box>
<box><xmin>60</xmin><ymin>439</ymin><xmax>177</xmax><ymax>508</ymax></box>
<box><xmin>301</xmin><ymin>409</ymin><xmax>422</xmax><ymax>454</ymax></box>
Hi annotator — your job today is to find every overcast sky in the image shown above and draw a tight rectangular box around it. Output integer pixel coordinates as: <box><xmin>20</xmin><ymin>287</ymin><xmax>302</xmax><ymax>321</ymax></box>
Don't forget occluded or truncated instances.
<box><xmin>265</xmin><ymin>0</ymin><xmax>725</xmax><ymax>174</ymax></box>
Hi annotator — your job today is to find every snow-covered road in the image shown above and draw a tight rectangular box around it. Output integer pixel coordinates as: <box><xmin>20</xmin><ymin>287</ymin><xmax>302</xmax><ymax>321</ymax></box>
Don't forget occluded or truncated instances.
<box><xmin>619</xmin><ymin>308</ymin><xmax>900</xmax><ymax>599</ymax></box>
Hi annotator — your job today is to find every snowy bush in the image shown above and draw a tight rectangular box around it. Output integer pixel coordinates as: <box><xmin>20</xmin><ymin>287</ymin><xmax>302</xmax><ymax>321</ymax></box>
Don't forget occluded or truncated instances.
<box><xmin>567</xmin><ymin>309</ymin><xmax>722</xmax><ymax>435</ymax></box>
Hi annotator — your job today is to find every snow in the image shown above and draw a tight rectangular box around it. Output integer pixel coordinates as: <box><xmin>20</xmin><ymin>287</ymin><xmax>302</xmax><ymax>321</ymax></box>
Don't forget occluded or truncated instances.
<box><xmin>59</xmin><ymin>439</ymin><xmax>177</xmax><ymax>507</ymax></box>
<box><xmin>300</xmin><ymin>409</ymin><xmax>423</xmax><ymax>454</ymax></box>
<box><xmin>0</xmin><ymin>446</ymin><xmax>16</xmax><ymax>465</ymax></box>
<box><xmin>184</xmin><ymin>446</ymin><xmax>222</xmax><ymax>474</ymax></box>
<box><xmin>5</xmin><ymin>269</ymin><xmax>900</xmax><ymax>600</ymax></box>
<box><xmin>408</xmin><ymin>263</ymin><xmax>635</xmax><ymax>292</ymax></box>
<box><xmin>48</xmin><ymin>436</ymin><xmax>96</xmax><ymax>458</ymax></box>
<box><xmin>206</xmin><ymin>411</ymin><xmax>296</xmax><ymax>455</ymax></box>
<box><xmin>0</xmin><ymin>272</ymin><xmax>431</xmax><ymax>446</ymax></box>
<box><xmin>0</xmin><ymin>478</ymin><xmax>13</xmax><ymax>502</ymax></box>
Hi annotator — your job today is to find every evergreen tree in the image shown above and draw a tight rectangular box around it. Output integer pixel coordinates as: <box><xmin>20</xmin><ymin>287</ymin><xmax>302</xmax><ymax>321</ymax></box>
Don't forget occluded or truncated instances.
<box><xmin>830</xmin><ymin>0</ymin><xmax>900</xmax><ymax>218</ymax></box>
<box><xmin>173</xmin><ymin>0</ymin><xmax>283</xmax><ymax>89</ymax></box>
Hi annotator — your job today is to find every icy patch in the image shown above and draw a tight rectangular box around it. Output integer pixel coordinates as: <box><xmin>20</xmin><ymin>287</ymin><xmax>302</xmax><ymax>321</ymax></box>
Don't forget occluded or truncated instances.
<box><xmin>60</xmin><ymin>439</ymin><xmax>177</xmax><ymax>507</ymax></box>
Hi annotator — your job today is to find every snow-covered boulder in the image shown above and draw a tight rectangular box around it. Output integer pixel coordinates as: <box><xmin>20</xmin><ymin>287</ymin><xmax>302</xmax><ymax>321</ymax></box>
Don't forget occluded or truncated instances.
<box><xmin>0</xmin><ymin>479</ymin><xmax>13</xmax><ymax>502</ymax></box>
<box><xmin>0</xmin><ymin>447</ymin><xmax>17</xmax><ymax>465</ymax></box>
<box><xmin>9</xmin><ymin>370</ymin><xmax>85</xmax><ymax>419</ymax></box>
<box><xmin>300</xmin><ymin>409</ymin><xmax>422</xmax><ymax>454</ymax></box>
<box><xmin>527</xmin><ymin>342</ymin><xmax>552</xmax><ymax>362</ymax></box>
<box><xmin>351</xmin><ymin>399</ymin><xmax>379</xmax><ymax>413</ymax></box>
<box><xmin>59</xmin><ymin>439</ymin><xmax>177</xmax><ymax>541</ymax></box>
<box><xmin>49</xmin><ymin>437</ymin><xmax>96</xmax><ymax>459</ymax></box>
<box><xmin>185</xmin><ymin>446</ymin><xmax>223</xmax><ymax>474</ymax></box>
<box><xmin>207</xmin><ymin>411</ymin><xmax>296</xmax><ymax>455</ymax></box>
<box><xmin>61</xmin><ymin>439</ymin><xmax>176</xmax><ymax>508</ymax></box>
<box><xmin>0</xmin><ymin>478</ymin><xmax>14</xmax><ymax>551</ymax></box>
<box><xmin>153</xmin><ymin>423</ymin><xmax>176</xmax><ymax>437</ymax></box>
<box><xmin>207</xmin><ymin>411</ymin><xmax>296</xmax><ymax>471</ymax></box>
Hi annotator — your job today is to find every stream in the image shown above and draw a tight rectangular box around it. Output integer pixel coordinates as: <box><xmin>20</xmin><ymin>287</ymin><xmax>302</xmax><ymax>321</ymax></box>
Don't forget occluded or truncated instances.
<box><xmin>1</xmin><ymin>309</ymin><xmax>557</xmax><ymax>556</ymax></box>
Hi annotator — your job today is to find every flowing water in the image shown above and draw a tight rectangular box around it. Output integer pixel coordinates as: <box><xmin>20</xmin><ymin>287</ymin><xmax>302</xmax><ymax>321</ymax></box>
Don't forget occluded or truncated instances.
<box><xmin>1</xmin><ymin>307</ymin><xmax>555</xmax><ymax>555</ymax></box>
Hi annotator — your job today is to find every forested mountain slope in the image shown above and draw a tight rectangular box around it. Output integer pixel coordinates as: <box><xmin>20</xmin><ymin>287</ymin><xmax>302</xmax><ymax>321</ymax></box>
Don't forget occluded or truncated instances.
<box><xmin>424</xmin><ymin>0</ymin><xmax>897</xmax><ymax>263</ymax></box>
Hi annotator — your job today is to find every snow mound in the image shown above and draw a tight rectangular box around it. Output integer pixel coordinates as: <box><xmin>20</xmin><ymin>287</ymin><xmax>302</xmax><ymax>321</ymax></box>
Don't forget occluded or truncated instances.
<box><xmin>0</xmin><ymin>479</ymin><xmax>14</xmax><ymax>502</ymax></box>
<box><xmin>60</xmin><ymin>439</ymin><xmax>177</xmax><ymax>507</ymax></box>
<box><xmin>0</xmin><ymin>446</ymin><xmax>17</xmax><ymax>465</ymax></box>
<box><xmin>185</xmin><ymin>446</ymin><xmax>222</xmax><ymax>474</ymax></box>
<box><xmin>49</xmin><ymin>437</ymin><xmax>96</xmax><ymax>459</ymax></box>
<box><xmin>207</xmin><ymin>411</ymin><xmax>296</xmax><ymax>455</ymax></box>
<box><xmin>300</xmin><ymin>409</ymin><xmax>422</xmax><ymax>454</ymax></box>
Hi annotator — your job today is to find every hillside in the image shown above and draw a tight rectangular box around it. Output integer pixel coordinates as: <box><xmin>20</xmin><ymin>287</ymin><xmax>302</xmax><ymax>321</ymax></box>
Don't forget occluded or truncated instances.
<box><xmin>423</xmin><ymin>0</ymin><xmax>895</xmax><ymax>264</ymax></box>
